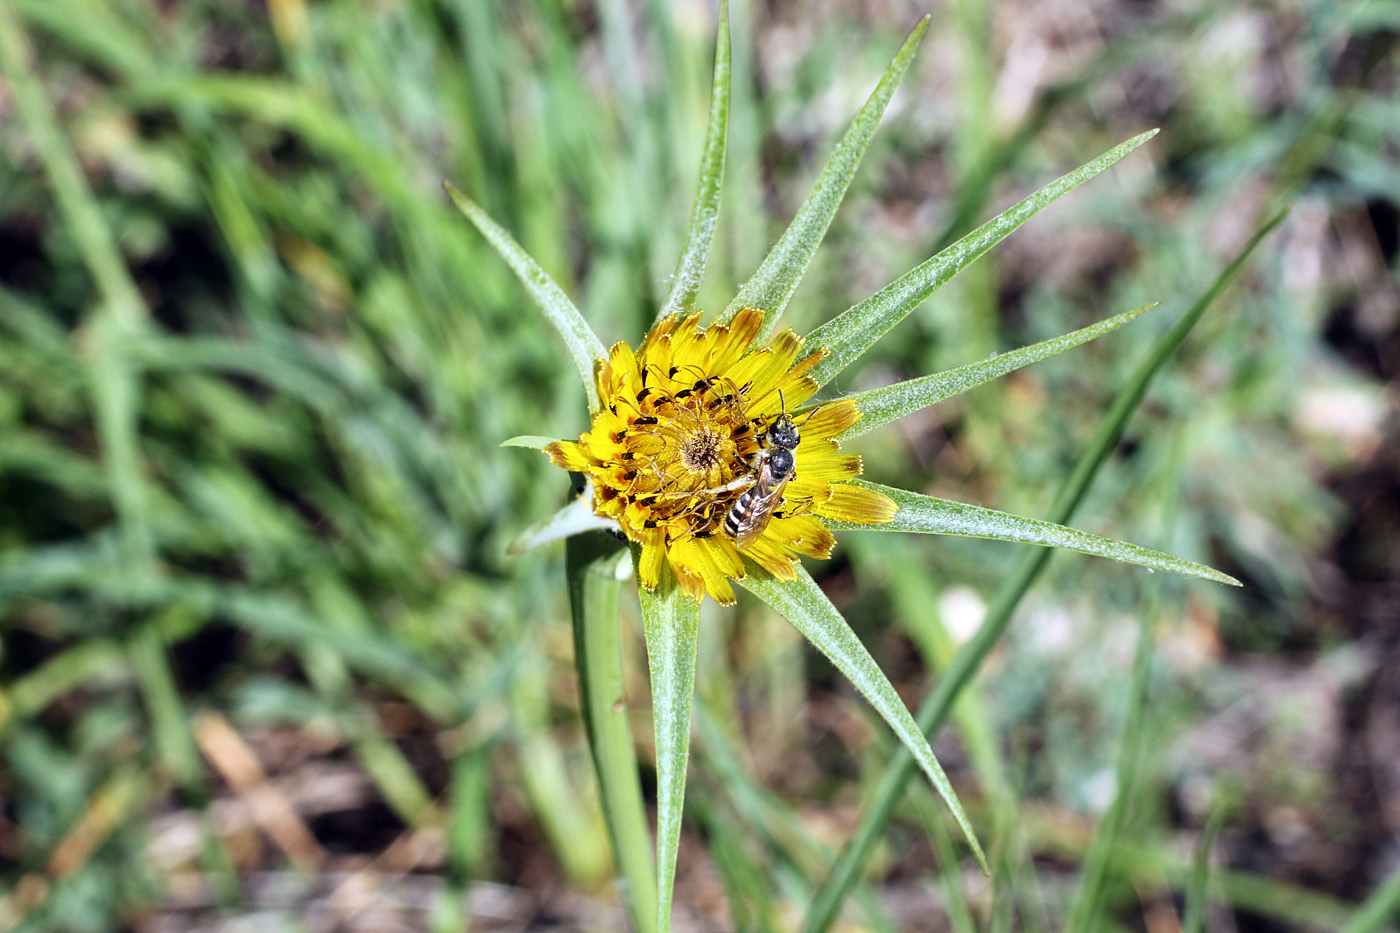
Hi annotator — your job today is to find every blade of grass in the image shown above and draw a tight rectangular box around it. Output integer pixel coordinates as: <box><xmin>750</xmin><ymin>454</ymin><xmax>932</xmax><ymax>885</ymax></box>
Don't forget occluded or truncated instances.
<box><xmin>1182</xmin><ymin>804</ymin><xmax>1225</xmax><ymax>933</ymax></box>
<box><xmin>835</xmin><ymin>304</ymin><xmax>1157</xmax><ymax>440</ymax></box>
<box><xmin>658</xmin><ymin>0</ymin><xmax>730</xmax><ymax>320</ymax></box>
<box><xmin>445</xmin><ymin>182</ymin><xmax>607</xmax><ymax>412</ymax></box>
<box><xmin>1341</xmin><ymin>861</ymin><xmax>1400</xmax><ymax>933</ymax></box>
<box><xmin>511</xmin><ymin>660</ymin><xmax>612</xmax><ymax>886</ymax></box>
<box><xmin>803</xmin><ymin>206</ymin><xmax>1290</xmax><ymax>933</ymax></box>
<box><xmin>691</xmin><ymin>702</ymin><xmax>897</xmax><ymax>929</ymax></box>
<box><xmin>128</xmin><ymin>612</ymin><xmax>240</xmax><ymax>906</ymax></box>
<box><xmin>688</xmin><ymin>793</ymin><xmax>782</xmax><ymax>933</ymax></box>
<box><xmin>567</xmin><ymin>532</ymin><xmax>657</xmax><ymax>933</ymax></box>
<box><xmin>0</xmin><ymin>7</ymin><xmax>151</xmax><ymax>565</ymax></box>
<box><xmin>638</xmin><ymin>565</ymin><xmax>701</xmax><ymax>933</ymax></box>
<box><xmin>1017</xmin><ymin>803</ymin><xmax>1358</xmax><ymax>931</ymax></box>
<box><xmin>805</xmin><ymin>130</ymin><xmax>1158</xmax><ymax>388</ymax></box>
<box><xmin>739</xmin><ymin>566</ymin><xmax>989</xmax><ymax>875</ymax></box>
<box><xmin>1062</xmin><ymin>603</ymin><xmax>1160</xmax><ymax>931</ymax></box>
<box><xmin>829</xmin><ymin>480</ymin><xmax>1237</xmax><ymax>585</ymax></box>
<box><xmin>720</xmin><ymin>16</ymin><xmax>930</xmax><ymax>338</ymax></box>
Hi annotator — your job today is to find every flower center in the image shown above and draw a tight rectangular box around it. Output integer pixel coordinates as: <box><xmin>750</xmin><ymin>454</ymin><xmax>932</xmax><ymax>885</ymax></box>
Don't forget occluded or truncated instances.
<box><xmin>681</xmin><ymin>426</ymin><xmax>724</xmax><ymax>474</ymax></box>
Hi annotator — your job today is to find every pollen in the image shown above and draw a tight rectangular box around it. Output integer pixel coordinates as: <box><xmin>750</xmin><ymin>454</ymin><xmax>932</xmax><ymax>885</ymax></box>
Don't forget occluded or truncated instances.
<box><xmin>546</xmin><ymin>309</ymin><xmax>896</xmax><ymax>605</ymax></box>
<box><xmin>681</xmin><ymin>427</ymin><xmax>724</xmax><ymax>473</ymax></box>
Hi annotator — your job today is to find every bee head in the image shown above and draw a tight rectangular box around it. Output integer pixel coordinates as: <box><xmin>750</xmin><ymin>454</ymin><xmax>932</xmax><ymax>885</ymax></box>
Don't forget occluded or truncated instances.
<box><xmin>767</xmin><ymin>413</ymin><xmax>800</xmax><ymax>450</ymax></box>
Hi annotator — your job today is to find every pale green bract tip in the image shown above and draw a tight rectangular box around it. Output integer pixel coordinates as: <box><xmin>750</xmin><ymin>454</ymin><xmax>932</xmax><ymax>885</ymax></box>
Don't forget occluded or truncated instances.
<box><xmin>807</xmin><ymin>130</ymin><xmax>1160</xmax><ymax>388</ymax></box>
<box><xmin>720</xmin><ymin>15</ymin><xmax>930</xmax><ymax>340</ymax></box>
<box><xmin>826</xmin><ymin>480</ymin><xmax>1240</xmax><ymax>586</ymax></box>
<box><xmin>500</xmin><ymin>435</ymin><xmax>563</xmax><ymax>449</ymax></box>
<box><xmin>444</xmin><ymin>181</ymin><xmax>606</xmax><ymax>413</ymax></box>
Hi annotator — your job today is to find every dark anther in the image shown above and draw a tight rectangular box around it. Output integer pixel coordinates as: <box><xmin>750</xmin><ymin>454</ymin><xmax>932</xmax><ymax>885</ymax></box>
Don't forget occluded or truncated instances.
<box><xmin>668</xmin><ymin>366</ymin><xmax>680</xmax><ymax>377</ymax></box>
<box><xmin>643</xmin><ymin>519</ymin><xmax>658</xmax><ymax>528</ymax></box>
<box><xmin>693</xmin><ymin>379</ymin><xmax>709</xmax><ymax>391</ymax></box>
<box><xmin>622</xmin><ymin>470</ymin><xmax>638</xmax><ymax>481</ymax></box>
<box><xmin>621</xmin><ymin>452</ymin><xmax>635</xmax><ymax>461</ymax></box>
<box><xmin>675</xmin><ymin>389</ymin><xmax>692</xmax><ymax>399</ymax></box>
<box><xmin>635</xmin><ymin>416</ymin><xmax>658</xmax><ymax>426</ymax></box>
<box><xmin>637</xmin><ymin>387</ymin><xmax>652</xmax><ymax>401</ymax></box>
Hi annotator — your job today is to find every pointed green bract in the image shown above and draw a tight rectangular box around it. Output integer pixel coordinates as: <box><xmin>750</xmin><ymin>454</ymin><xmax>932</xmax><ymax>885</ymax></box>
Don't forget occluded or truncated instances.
<box><xmin>826</xmin><ymin>480</ymin><xmax>1239</xmax><ymax>585</ymax></box>
<box><xmin>720</xmin><ymin>16</ymin><xmax>930</xmax><ymax>339</ymax></box>
<box><xmin>638</xmin><ymin>566</ymin><xmax>701</xmax><ymax>933</ymax></box>
<box><xmin>658</xmin><ymin>0</ymin><xmax>730</xmax><ymax>321</ymax></box>
<box><xmin>500</xmin><ymin>434</ymin><xmax>562</xmax><ymax>449</ymax></box>
<box><xmin>444</xmin><ymin>182</ymin><xmax>606</xmax><ymax>412</ymax></box>
<box><xmin>835</xmin><ymin>303</ymin><xmax>1158</xmax><ymax>440</ymax></box>
<box><xmin>506</xmin><ymin>488</ymin><xmax>617</xmax><ymax>555</ymax></box>
<box><xmin>739</xmin><ymin>565</ymin><xmax>989</xmax><ymax>875</ymax></box>
<box><xmin>806</xmin><ymin>130</ymin><xmax>1159</xmax><ymax>388</ymax></box>
<box><xmin>803</xmin><ymin>209</ymin><xmax>1288</xmax><ymax>933</ymax></box>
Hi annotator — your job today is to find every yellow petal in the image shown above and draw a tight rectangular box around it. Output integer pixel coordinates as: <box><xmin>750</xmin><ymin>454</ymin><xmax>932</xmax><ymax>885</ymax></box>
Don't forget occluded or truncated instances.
<box><xmin>638</xmin><ymin>540</ymin><xmax>665</xmax><ymax>591</ymax></box>
<box><xmin>769</xmin><ymin>513</ymin><xmax>836</xmax><ymax>559</ymax></box>
<box><xmin>786</xmin><ymin>348</ymin><xmax>828</xmax><ymax>380</ymax></box>
<box><xmin>670</xmin><ymin>538</ymin><xmax>739</xmax><ymax>606</ymax></box>
<box><xmin>672</xmin><ymin>563</ymin><xmax>708</xmax><ymax>602</ymax></box>
<box><xmin>814</xmin><ymin>483</ymin><xmax>898</xmax><ymax>524</ymax></box>
<box><xmin>607</xmin><ymin>340</ymin><xmax>642</xmax><ymax>394</ymax></box>
<box><xmin>545</xmin><ymin>440</ymin><xmax>593</xmax><ymax>471</ymax></box>
<box><xmin>706</xmin><ymin>308</ymin><xmax>765</xmax><ymax>371</ymax></box>
<box><xmin>741</xmin><ymin>534</ymin><xmax>798</xmax><ymax>579</ymax></box>
<box><xmin>794</xmin><ymin>444</ymin><xmax>862</xmax><ymax>484</ymax></box>
<box><xmin>800</xmin><ymin>400</ymin><xmax>860</xmax><ymax>439</ymax></box>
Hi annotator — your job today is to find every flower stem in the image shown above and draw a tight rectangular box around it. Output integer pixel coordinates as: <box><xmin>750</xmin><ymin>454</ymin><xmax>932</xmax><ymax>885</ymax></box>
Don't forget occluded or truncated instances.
<box><xmin>566</xmin><ymin>532</ymin><xmax>657</xmax><ymax>933</ymax></box>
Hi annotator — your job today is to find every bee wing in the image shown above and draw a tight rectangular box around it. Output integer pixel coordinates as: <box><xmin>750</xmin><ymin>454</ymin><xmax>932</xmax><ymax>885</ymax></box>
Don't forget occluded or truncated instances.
<box><xmin>732</xmin><ymin>466</ymin><xmax>790</xmax><ymax>549</ymax></box>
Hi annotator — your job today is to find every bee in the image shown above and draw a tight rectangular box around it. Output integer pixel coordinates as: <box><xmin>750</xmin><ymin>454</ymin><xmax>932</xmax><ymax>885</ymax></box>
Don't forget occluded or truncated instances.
<box><xmin>724</xmin><ymin>394</ymin><xmax>806</xmax><ymax>548</ymax></box>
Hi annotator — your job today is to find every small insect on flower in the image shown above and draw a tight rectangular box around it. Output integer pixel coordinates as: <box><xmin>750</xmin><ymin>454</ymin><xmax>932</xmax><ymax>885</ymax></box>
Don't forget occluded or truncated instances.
<box><xmin>722</xmin><ymin>390</ymin><xmax>811</xmax><ymax>547</ymax></box>
<box><xmin>546</xmin><ymin>308</ymin><xmax>897</xmax><ymax>605</ymax></box>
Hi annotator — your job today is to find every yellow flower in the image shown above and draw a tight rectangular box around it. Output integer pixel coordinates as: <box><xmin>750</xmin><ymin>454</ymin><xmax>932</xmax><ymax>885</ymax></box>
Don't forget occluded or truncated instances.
<box><xmin>546</xmin><ymin>308</ymin><xmax>896</xmax><ymax>605</ymax></box>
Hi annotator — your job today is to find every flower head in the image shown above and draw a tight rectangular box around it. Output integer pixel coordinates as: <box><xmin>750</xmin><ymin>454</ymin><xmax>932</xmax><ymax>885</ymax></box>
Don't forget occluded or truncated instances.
<box><xmin>546</xmin><ymin>308</ymin><xmax>895</xmax><ymax>604</ymax></box>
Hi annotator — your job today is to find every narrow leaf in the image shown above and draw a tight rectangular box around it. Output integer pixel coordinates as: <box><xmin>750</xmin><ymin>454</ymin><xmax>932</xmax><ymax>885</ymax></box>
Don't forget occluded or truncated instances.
<box><xmin>827</xmin><ymin>480</ymin><xmax>1239</xmax><ymax>585</ymax></box>
<box><xmin>567</xmin><ymin>534</ymin><xmax>658</xmax><ymax>933</ymax></box>
<box><xmin>500</xmin><ymin>435</ymin><xmax>563</xmax><ymax>449</ymax></box>
<box><xmin>638</xmin><ymin>565</ymin><xmax>701</xmax><ymax>933</ymax></box>
<box><xmin>720</xmin><ymin>16</ymin><xmax>930</xmax><ymax>338</ymax></box>
<box><xmin>837</xmin><ymin>303</ymin><xmax>1157</xmax><ymax>440</ymax></box>
<box><xmin>739</xmin><ymin>566</ymin><xmax>989</xmax><ymax>875</ymax></box>
<box><xmin>507</xmin><ymin>487</ymin><xmax>617</xmax><ymax>555</ymax></box>
<box><xmin>658</xmin><ymin>0</ymin><xmax>730</xmax><ymax>320</ymax></box>
<box><xmin>806</xmin><ymin>130</ymin><xmax>1159</xmax><ymax>387</ymax></box>
<box><xmin>1340</xmin><ymin>859</ymin><xmax>1400</xmax><ymax>933</ymax></box>
<box><xmin>803</xmin><ymin>208</ymin><xmax>1288</xmax><ymax>933</ymax></box>
<box><xmin>1182</xmin><ymin>805</ymin><xmax>1225</xmax><ymax>933</ymax></box>
<box><xmin>444</xmin><ymin>182</ymin><xmax>606</xmax><ymax>412</ymax></box>
<box><xmin>1063</xmin><ymin>606</ymin><xmax>1159</xmax><ymax>931</ymax></box>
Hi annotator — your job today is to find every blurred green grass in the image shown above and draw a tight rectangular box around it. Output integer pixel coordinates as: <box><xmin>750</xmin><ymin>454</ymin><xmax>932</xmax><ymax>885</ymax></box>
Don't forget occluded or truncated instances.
<box><xmin>1</xmin><ymin>0</ymin><xmax>1397</xmax><ymax>930</ymax></box>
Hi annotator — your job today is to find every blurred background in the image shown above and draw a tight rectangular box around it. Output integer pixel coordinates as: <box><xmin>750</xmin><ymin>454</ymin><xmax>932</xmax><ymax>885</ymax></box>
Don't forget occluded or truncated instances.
<box><xmin>1</xmin><ymin>0</ymin><xmax>1396</xmax><ymax>930</ymax></box>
